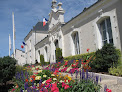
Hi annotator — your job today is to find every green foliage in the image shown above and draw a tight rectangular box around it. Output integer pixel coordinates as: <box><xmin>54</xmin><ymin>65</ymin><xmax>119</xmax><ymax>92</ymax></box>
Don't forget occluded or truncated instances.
<box><xmin>109</xmin><ymin>64</ymin><xmax>122</xmax><ymax>76</ymax></box>
<box><xmin>15</xmin><ymin>65</ymin><xmax>25</xmax><ymax>73</ymax></box>
<box><xmin>0</xmin><ymin>56</ymin><xmax>17</xmax><ymax>84</ymax></box>
<box><xmin>116</xmin><ymin>49</ymin><xmax>122</xmax><ymax>65</ymax></box>
<box><xmin>64</xmin><ymin>52</ymin><xmax>95</xmax><ymax>61</ymax></box>
<box><xmin>56</xmin><ymin>48</ymin><xmax>63</xmax><ymax>62</ymax></box>
<box><xmin>57</xmin><ymin>79</ymin><xmax>101</xmax><ymax>92</ymax></box>
<box><xmin>40</xmin><ymin>54</ymin><xmax>50</xmax><ymax>65</ymax></box>
<box><xmin>90</xmin><ymin>43</ymin><xmax>119</xmax><ymax>72</ymax></box>
<box><xmin>23</xmin><ymin>64</ymin><xmax>29</xmax><ymax>67</ymax></box>
<box><xmin>37</xmin><ymin>70</ymin><xmax>51</xmax><ymax>82</ymax></box>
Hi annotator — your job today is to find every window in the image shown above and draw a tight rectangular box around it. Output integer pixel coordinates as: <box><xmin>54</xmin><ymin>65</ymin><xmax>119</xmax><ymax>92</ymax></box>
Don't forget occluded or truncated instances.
<box><xmin>100</xmin><ymin>17</ymin><xmax>113</xmax><ymax>45</ymax></box>
<box><xmin>30</xmin><ymin>40</ymin><xmax>31</xmax><ymax>50</ymax></box>
<box><xmin>72</xmin><ymin>32</ymin><xmax>80</xmax><ymax>55</ymax></box>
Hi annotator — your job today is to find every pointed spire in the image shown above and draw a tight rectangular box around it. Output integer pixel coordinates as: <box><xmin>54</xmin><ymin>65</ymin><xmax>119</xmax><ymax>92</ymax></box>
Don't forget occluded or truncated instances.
<box><xmin>51</xmin><ymin>0</ymin><xmax>57</xmax><ymax>9</ymax></box>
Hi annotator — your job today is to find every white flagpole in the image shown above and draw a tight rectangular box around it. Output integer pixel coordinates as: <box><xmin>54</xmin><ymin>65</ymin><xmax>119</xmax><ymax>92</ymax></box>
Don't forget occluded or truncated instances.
<box><xmin>9</xmin><ymin>34</ymin><xmax>11</xmax><ymax>56</ymax></box>
<box><xmin>12</xmin><ymin>12</ymin><xmax>15</xmax><ymax>58</ymax></box>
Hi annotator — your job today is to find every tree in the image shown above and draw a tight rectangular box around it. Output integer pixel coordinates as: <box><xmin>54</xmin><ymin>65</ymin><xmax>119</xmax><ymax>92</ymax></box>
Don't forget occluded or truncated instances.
<box><xmin>0</xmin><ymin>56</ymin><xmax>17</xmax><ymax>84</ymax></box>
<box><xmin>56</xmin><ymin>48</ymin><xmax>63</xmax><ymax>62</ymax></box>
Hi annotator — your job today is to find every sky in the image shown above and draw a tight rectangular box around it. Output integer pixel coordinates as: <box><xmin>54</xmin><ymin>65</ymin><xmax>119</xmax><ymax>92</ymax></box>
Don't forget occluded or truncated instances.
<box><xmin>0</xmin><ymin>0</ymin><xmax>97</xmax><ymax>57</ymax></box>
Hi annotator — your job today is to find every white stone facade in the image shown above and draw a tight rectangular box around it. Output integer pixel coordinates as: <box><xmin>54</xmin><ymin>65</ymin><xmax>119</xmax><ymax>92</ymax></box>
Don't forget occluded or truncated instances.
<box><xmin>24</xmin><ymin>0</ymin><xmax>122</xmax><ymax>64</ymax></box>
<box><xmin>11</xmin><ymin>49</ymin><xmax>25</xmax><ymax>66</ymax></box>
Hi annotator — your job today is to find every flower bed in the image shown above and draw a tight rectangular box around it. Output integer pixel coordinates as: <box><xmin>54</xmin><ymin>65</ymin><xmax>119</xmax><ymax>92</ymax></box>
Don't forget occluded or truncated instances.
<box><xmin>10</xmin><ymin>63</ymin><xmax>102</xmax><ymax>92</ymax></box>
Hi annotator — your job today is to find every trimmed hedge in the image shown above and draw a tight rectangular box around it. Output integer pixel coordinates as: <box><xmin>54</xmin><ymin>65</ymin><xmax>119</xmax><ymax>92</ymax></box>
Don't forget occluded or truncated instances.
<box><xmin>40</xmin><ymin>54</ymin><xmax>50</xmax><ymax>65</ymax></box>
<box><xmin>64</xmin><ymin>52</ymin><xmax>95</xmax><ymax>61</ymax></box>
<box><xmin>56</xmin><ymin>48</ymin><xmax>63</xmax><ymax>62</ymax></box>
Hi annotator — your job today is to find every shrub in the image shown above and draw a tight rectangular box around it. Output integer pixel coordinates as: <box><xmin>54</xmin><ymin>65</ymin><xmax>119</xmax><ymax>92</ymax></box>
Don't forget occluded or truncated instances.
<box><xmin>64</xmin><ymin>52</ymin><xmax>95</xmax><ymax>61</ymax></box>
<box><xmin>0</xmin><ymin>56</ymin><xmax>17</xmax><ymax>84</ymax></box>
<box><xmin>40</xmin><ymin>54</ymin><xmax>45</xmax><ymax>65</ymax></box>
<box><xmin>16</xmin><ymin>65</ymin><xmax>25</xmax><ymax>73</ymax></box>
<box><xmin>109</xmin><ymin>64</ymin><xmax>122</xmax><ymax>76</ymax></box>
<box><xmin>90</xmin><ymin>43</ymin><xmax>119</xmax><ymax>72</ymax></box>
<box><xmin>40</xmin><ymin>54</ymin><xmax>50</xmax><ymax>65</ymax></box>
<box><xmin>56</xmin><ymin>48</ymin><xmax>63</xmax><ymax>62</ymax></box>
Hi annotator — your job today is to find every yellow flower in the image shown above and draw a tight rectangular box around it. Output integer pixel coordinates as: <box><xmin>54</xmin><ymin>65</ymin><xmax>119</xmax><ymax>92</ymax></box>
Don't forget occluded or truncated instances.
<box><xmin>35</xmin><ymin>76</ymin><xmax>41</xmax><ymax>80</ymax></box>
<box><xmin>56</xmin><ymin>74</ymin><xmax>59</xmax><ymax>77</ymax></box>
<box><xmin>67</xmin><ymin>76</ymin><xmax>72</xmax><ymax>80</ymax></box>
<box><xmin>43</xmin><ymin>75</ymin><xmax>47</xmax><ymax>78</ymax></box>
<box><xmin>23</xmin><ymin>69</ymin><xmax>26</xmax><ymax>70</ymax></box>
<box><xmin>76</xmin><ymin>60</ymin><xmax>79</xmax><ymax>62</ymax></box>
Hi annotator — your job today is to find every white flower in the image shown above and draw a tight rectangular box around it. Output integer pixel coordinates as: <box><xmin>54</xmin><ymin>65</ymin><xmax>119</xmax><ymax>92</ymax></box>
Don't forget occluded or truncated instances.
<box><xmin>66</xmin><ymin>66</ymin><xmax>72</xmax><ymax>72</ymax></box>
<box><xmin>42</xmin><ymin>80</ymin><xmax>46</xmax><ymax>84</ymax></box>
<box><xmin>43</xmin><ymin>75</ymin><xmax>47</xmax><ymax>78</ymax></box>
<box><xmin>32</xmin><ymin>67</ymin><xmax>35</xmax><ymax>70</ymax></box>
<box><xmin>51</xmin><ymin>74</ymin><xmax>55</xmax><ymax>77</ymax></box>
<box><xmin>53</xmin><ymin>78</ymin><xmax>57</xmax><ymax>81</ymax></box>
<box><xmin>37</xmin><ymin>83</ymin><xmax>39</xmax><ymax>87</ymax></box>
<box><xmin>59</xmin><ymin>80</ymin><xmax>64</xmax><ymax>83</ymax></box>
<box><xmin>38</xmin><ymin>70</ymin><xmax>42</xmax><ymax>73</ymax></box>
<box><xmin>35</xmin><ymin>76</ymin><xmax>41</xmax><ymax>80</ymax></box>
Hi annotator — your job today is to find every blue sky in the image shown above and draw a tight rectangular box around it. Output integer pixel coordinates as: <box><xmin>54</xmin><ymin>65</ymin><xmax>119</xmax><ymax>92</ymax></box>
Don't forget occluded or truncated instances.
<box><xmin>0</xmin><ymin>0</ymin><xmax>97</xmax><ymax>57</ymax></box>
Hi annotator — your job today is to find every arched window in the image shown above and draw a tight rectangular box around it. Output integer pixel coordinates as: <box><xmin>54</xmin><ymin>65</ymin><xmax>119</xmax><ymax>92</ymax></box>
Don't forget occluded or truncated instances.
<box><xmin>44</xmin><ymin>46</ymin><xmax>48</xmax><ymax>62</ymax></box>
<box><xmin>54</xmin><ymin>40</ymin><xmax>59</xmax><ymax>48</ymax></box>
<box><xmin>99</xmin><ymin>17</ymin><xmax>113</xmax><ymax>45</ymax></box>
<box><xmin>72</xmin><ymin>32</ymin><xmax>80</xmax><ymax>55</ymax></box>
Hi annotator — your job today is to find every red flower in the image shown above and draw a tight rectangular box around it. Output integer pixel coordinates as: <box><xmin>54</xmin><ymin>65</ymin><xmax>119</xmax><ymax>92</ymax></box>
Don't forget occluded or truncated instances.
<box><xmin>106</xmin><ymin>88</ymin><xmax>112</xmax><ymax>92</ymax></box>
<box><xmin>87</xmin><ymin>48</ymin><xmax>90</xmax><ymax>52</ymax></box>
<box><xmin>25</xmin><ymin>79</ymin><xmax>28</xmax><ymax>82</ymax></box>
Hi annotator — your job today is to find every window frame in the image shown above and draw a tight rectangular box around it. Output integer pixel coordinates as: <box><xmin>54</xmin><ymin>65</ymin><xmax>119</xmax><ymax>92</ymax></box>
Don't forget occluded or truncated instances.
<box><xmin>99</xmin><ymin>17</ymin><xmax>113</xmax><ymax>45</ymax></box>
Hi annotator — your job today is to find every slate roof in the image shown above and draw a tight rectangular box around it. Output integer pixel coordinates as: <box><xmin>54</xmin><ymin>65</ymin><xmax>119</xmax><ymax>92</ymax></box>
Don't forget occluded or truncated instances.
<box><xmin>32</xmin><ymin>22</ymin><xmax>48</xmax><ymax>31</ymax></box>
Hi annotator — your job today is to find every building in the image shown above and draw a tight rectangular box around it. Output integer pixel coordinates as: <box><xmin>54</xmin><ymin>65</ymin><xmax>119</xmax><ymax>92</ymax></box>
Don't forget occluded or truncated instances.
<box><xmin>24</xmin><ymin>0</ymin><xmax>122</xmax><ymax>64</ymax></box>
<box><xmin>11</xmin><ymin>49</ymin><xmax>25</xmax><ymax>66</ymax></box>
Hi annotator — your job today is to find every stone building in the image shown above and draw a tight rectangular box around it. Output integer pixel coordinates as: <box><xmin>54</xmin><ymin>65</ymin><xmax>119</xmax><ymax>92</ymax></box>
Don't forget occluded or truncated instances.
<box><xmin>24</xmin><ymin>0</ymin><xmax>122</xmax><ymax>64</ymax></box>
<box><xmin>11</xmin><ymin>49</ymin><xmax>25</xmax><ymax>65</ymax></box>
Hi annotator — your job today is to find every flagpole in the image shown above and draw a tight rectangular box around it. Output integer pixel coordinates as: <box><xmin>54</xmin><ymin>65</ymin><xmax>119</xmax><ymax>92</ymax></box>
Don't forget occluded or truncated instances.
<box><xmin>9</xmin><ymin>34</ymin><xmax>11</xmax><ymax>56</ymax></box>
<box><xmin>12</xmin><ymin>12</ymin><xmax>15</xmax><ymax>58</ymax></box>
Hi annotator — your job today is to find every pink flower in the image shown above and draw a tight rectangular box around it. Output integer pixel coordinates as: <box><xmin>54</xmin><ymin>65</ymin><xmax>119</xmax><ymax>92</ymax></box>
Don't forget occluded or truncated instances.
<box><xmin>62</xmin><ymin>82</ymin><xmax>70</xmax><ymax>89</ymax></box>
<box><xmin>51</xmin><ymin>83</ymin><xmax>59</xmax><ymax>92</ymax></box>
<box><xmin>64</xmin><ymin>62</ymin><xmax>68</xmax><ymax>66</ymax></box>
<box><xmin>12</xmin><ymin>89</ymin><xmax>15</xmax><ymax>91</ymax></box>
<box><xmin>58</xmin><ymin>62</ymin><xmax>61</xmax><ymax>64</ymax></box>
<box><xmin>33</xmin><ymin>72</ymin><xmax>38</xmax><ymax>74</ymax></box>
<box><xmin>46</xmin><ymin>78</ymin><xmax>52</xmax><ymax>84</ymax></box>
<box><xmin>64</xmin><ymin>84</ymin><xmax>70</xmax><ymax>89</ymax></box>
<box><xmin>62</xmin><ymin>82</ymin><xmax>65</xmax><ymax>87</ymax></box>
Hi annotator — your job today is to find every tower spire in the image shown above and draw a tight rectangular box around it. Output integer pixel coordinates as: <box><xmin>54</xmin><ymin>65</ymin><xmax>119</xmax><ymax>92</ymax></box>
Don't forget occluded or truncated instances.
<box><xmin>51</xmin><ymin>0</ymin><xmax>57</xmax><ymax>9</ymax></box>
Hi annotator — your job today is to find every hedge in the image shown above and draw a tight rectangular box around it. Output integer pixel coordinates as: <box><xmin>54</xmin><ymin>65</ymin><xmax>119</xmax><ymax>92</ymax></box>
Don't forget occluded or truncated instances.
<box><xmin>64</xmin><ymin>52</ymin><xmax>95</xmax><ymax>61</ymax></box>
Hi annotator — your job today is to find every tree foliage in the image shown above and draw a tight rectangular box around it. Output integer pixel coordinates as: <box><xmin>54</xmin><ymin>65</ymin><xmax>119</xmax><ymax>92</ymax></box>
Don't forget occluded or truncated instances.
<box><xmin>0</xmin><ymin>56</ymin><xmax>17</xmax><ymax>84</ymax></box>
